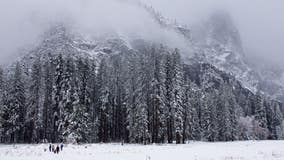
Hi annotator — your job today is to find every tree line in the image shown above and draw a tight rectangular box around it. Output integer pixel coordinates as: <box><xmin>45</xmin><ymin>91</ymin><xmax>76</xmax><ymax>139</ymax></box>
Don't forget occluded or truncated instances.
<box><xmin>0</xmin><ymin>44</ymin><xmax>283</xmax><ymax>144</ymax></box>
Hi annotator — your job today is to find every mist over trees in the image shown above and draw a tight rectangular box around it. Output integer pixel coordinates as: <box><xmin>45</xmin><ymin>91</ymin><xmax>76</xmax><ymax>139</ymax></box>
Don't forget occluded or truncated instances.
<box><xmin>0</xmin><ymin>44</ymin><xmax>284</xmax><ymax>144</ymax></box>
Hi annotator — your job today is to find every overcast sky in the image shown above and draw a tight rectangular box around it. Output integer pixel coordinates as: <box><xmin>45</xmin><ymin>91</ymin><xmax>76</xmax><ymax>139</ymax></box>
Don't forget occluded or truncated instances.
<box><xmin>0</xmin><ymin>0</ymin><xmax>283</xmax><ymax>69</ymax></box>
<box><xmin>144</xmin><ymin>0</ymin><xmax>284</xmax><ymax>68</ymax></box>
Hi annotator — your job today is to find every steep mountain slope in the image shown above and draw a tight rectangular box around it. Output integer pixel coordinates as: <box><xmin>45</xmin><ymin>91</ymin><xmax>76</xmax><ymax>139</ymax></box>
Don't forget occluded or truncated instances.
<box><xmin>192</xmin><ymin>10</ymin><xmax>284</xmax><ymax>102</ymax></box>
<box><xmin>190</xmin><ymin>11</ymin><xmax>260</xmax><ymax>92</ymax></box>
<box><xmin>139</xmin><ymin>3</ymin><xmax>284</xmax><ymax>103</ymax></box>
<box><xmin>15</xmin><ymin>24</ymin><xmax>135</xmax><ymax>71</ymax></box>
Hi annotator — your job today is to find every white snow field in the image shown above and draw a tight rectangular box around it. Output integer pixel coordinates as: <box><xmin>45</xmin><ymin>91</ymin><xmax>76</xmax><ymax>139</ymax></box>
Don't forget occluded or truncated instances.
<box><xmin>0</xmin><ymin>141</ymin><xmax>284</xmax><ymax>160</ymax></box>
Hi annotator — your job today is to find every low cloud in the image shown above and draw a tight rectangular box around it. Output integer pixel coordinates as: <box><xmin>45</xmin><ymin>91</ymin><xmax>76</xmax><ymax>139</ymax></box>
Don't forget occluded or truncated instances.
<box><xmin>0</xmin><ymin>0</ymin><xmax>283</xmax><ymax>69</ymax></box>
<box><xmin>145</xmin><ymin>0</ymin><xmax>284</xmax><ymax>68</ymax></box>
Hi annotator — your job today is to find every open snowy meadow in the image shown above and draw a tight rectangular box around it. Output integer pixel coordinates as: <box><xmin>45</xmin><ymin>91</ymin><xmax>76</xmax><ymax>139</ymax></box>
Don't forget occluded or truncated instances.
<box><xmin>0</xmin><ymin>141</ymin><xmax>284</xmax><ymax>160</ymax></box>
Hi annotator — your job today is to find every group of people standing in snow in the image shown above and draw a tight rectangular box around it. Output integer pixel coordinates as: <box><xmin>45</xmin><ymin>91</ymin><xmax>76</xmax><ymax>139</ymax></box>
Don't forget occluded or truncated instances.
<box><xmin>49</xmin><ymin>143</ymin><xmax>64</xmax><ymax>154</ymax></box>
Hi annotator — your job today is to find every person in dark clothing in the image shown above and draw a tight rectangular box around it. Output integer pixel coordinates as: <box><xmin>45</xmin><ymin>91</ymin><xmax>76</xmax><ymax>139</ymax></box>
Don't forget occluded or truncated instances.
<box><xmin>49</xmin><ymin>144</ymin><xmax>52</xmax><ymax>152</ymax></box>
<box><xmin>52</xmin><ymin>144</ymin><xmax>55</xmax><ymax>153</ymax></box>
<box><xmin>60</xmin><ymin>143</ymin><xmax>63</xmax><ymax>151</ymax></box>
<box><xmin>56</xmin><ymin>145</ymin><xmax>60</xmax><ymax>154</ymax></box>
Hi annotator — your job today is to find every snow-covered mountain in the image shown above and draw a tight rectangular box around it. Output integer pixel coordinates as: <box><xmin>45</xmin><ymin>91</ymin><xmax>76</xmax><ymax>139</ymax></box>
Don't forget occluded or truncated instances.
<box><xmin>6</xmin><ymin>0</ymin><xmax>283</xmax><ymax>105</ymax></box>
<box><xmin>190</xmin><ymin>11</ymin><xmax>259</xmax><ymax>92</ymax></box>
<box><xmin>141</xmin><ymin>4</ymin><xmax>284</xmax><ymax>103</ymax></box>
<box><xmin>189</xmin><ymin>10</ymin><xmax>284</xmax><ymax>102</ymax></box>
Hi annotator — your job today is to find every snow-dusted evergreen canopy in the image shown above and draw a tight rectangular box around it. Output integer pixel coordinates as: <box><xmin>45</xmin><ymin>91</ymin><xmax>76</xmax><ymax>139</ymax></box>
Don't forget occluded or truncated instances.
<box><xmin>0</xmin><ymin>1</ymin><xmax>284</xmax><ymax>144</ymax></box>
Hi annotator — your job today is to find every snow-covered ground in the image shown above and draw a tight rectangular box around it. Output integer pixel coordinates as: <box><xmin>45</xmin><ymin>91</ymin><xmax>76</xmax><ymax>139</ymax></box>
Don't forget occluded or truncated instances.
<box><xmin>0</xmin><ymin>141</ymin><xmax>284</xmax><ymax>160</ymax></box>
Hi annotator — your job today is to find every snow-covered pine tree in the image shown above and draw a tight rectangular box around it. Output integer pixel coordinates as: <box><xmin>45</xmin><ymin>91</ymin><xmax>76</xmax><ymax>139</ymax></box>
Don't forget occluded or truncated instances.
<box><xmin>52</xmin><ymin>54</ymin><xmax>64</xmax><ymax>142</ymax></box>
<box><xmin>207</xmin><ymin>91</ymin><xmax>218</xmax><ymax>142</ymax></box>
<box><xmin>0</xmin><ymin>85</ymin><xmax>9</xmax><ymax>143</ymax></box>
<box><xmin>66</xmin><ymin>86</ymin><xmax>88</xmax><ymax>143</ymax></box>
<box><xmin>97</xmin><ymin>57</ymin><xmax>111</xmax><ymax>143</ymax></box>
<box><xmin>126</xmin><ymin>53</ymin><xmax>150</xmax><ymax>144</ymax></box>
<box><xmin>7</xmin><ymin>62</ymin><xmax>26</xmax><ymax>143</ymax></box>
<box><xmin>126</xmin><ymin>53</ymin><xmax>138</xmax><ymax>143</ymax></box>
<box><xmin>247</xmin><ymin>93</ymin><xmax>256</xmax><ymax>115</ymax></box>
<box><xmin>88</xmin><ymin>60</ymin><xmax>99</xmax><ymax>143</ymax></box>
<box><xmin>171</xmin><ymin>49</ymin><xmax>184</xmax><ymax>144</ymax></box>
<box><xmin>266</xmin><ymin>101</ymin><xmax>283</xmax><ymax>139</ymax></box>
<box><xmin>273</xmin><ymin>102</ymin><xmax>284</xmax><ymax>139</ymax></box>
<box><xmin>164</xmin><ymin>51</ymin><xmax>174</xmax><ymax>143</ymax></box>
<box><xmin>254</xmin><ymin>91</ymin><xmax>268</xmax><ymax>139</ymax></box>
<box><xmin>77</xmin><ymin>58</ymin><xmax>91</xmax><ymax>106</ymax></box>
<box><xmin>75</xmin><ymin>58</ymin><xmax>92</xmax><ymax>142</ymax></box>
<box><xmin>200</xmin><ymin>92</ymin><xmax>214</xmax><ymax>141</ymax></box>
<box><xmin>188</xmin><ymin>83</ymin><xmax>202</xmax><ymax>141</ymax></box>
<box><xmin>135</xmin><ymin>54</ymin><xmax>150</xmax><ymax>144</ymax></box>
<box><xmin>149</xmin><ymin>45</ymin><xmax>166</xmax><ymax>143</ymax></box>
<box><xmin>227</xmin><ymin>85</ymin><xmax>239</xmax><ymax>141</ymax></box>
<box><xmin>108</xmin><ymin>54</ymin><xmax>127</xmax><ymax>142</ymax></box>
<box><xmin>42</xmin><ymin>54</ymin><xmax>54</xmax><ymax>142</ymax></box>
<box><xmin>265</xmin><ymin>100</ymin><xmax>275</xmax><ymax>139</ymax></box>
<box><xmin>26</xmin><ymin>56</ymin><xmax>42</xmax><ymax>143</ymax></box>
<box><xmin>60</xmin><ymin>56</ymin><xmax>76</xmax><ymax>141</ymax></box>
<box><xmin>199</xmin><ymin>64</ymin><xmax>211</xmax><ymax>141</ymax></box>
<box><xmin>217</xmin><ymin>84</ymin><xmax>232</xmax><ymax>141</ymax></box>
<box><xmin>181</xmin><ymin>73</ymin><xmax>190</xmax><ymax>143</ymax></box>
